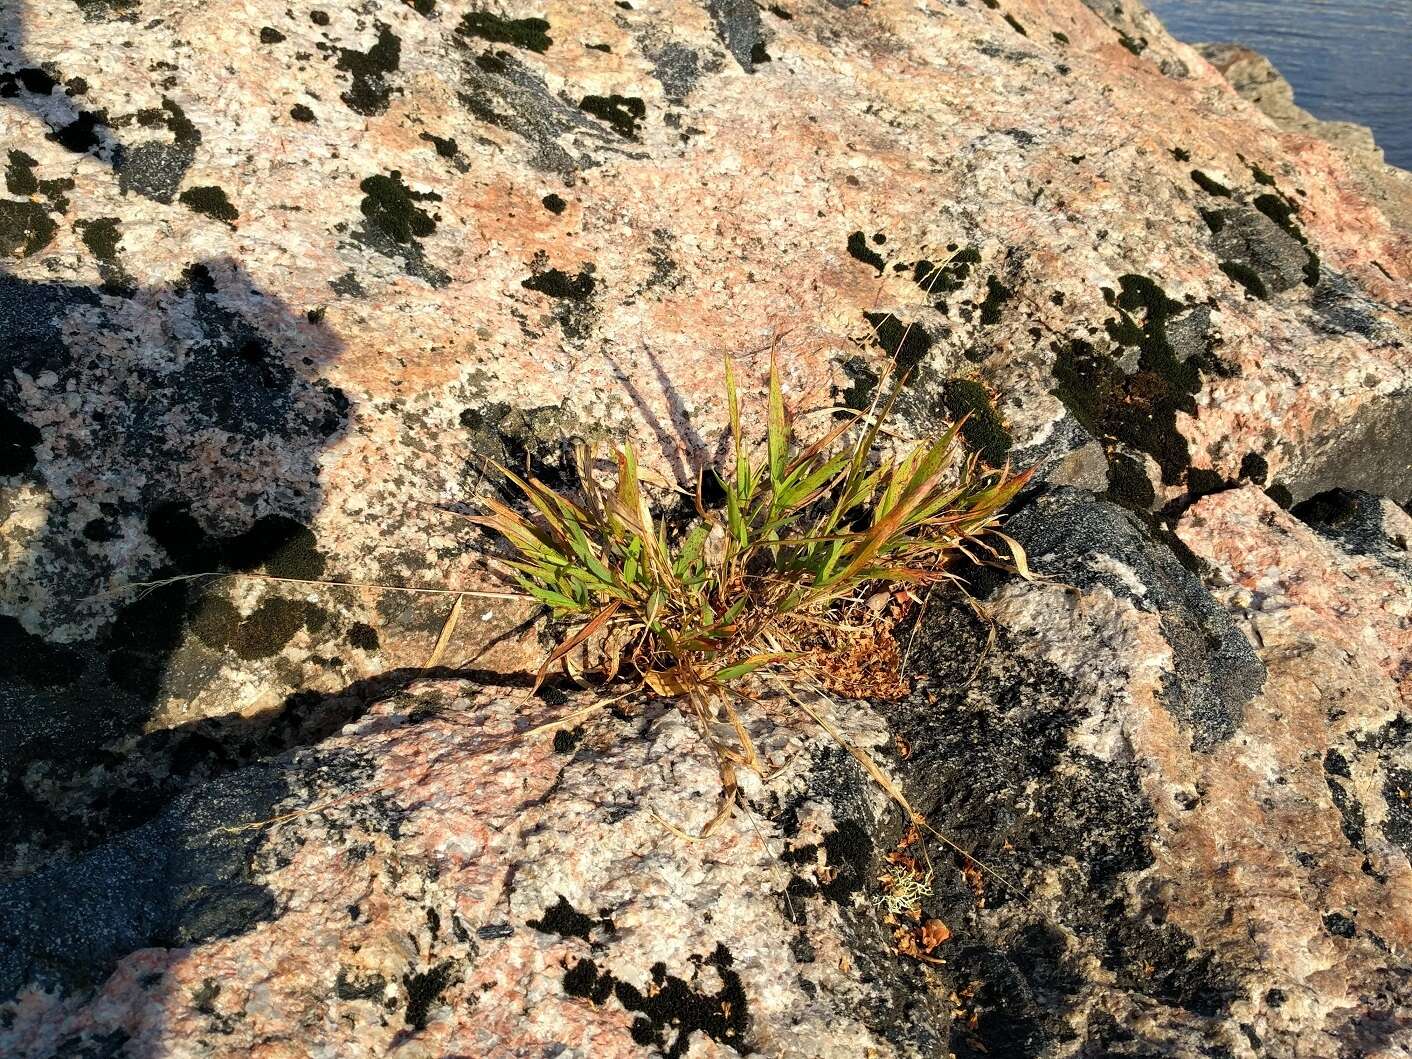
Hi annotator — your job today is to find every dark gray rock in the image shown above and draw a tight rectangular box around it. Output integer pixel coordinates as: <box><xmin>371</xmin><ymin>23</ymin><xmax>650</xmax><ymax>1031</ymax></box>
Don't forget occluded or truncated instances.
<box><xmin>1000</xmin><ymin>488</ymin><xmax>1266</xmax><ymax>749</ymax></box>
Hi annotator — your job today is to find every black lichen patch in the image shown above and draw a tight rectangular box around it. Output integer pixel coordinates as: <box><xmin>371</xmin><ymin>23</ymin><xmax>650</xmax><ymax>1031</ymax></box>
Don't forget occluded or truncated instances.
<box><xmin>2</xmin><ymin>144</ymin><xmax>75</xmax><ymax>212</ymax></box>
<box><xmin>1052</xmin><ymin>275</ymin><xmax>1223</xmax><ymax>490</ymax></box>
<box><xmin>563</xmin><ymin>946</ymin><xmax>749</xmax><ymax>1059</ymax></box>
<box><xmin>4</xmin><ymin>150</ymin><xmax>38</xmax><ymax>196</ymax></box>
<box><xmin>290</xmin><ymin>103</ymin><xmax>316</xmax><ymax>123</ymax></box>
<box><xmin>521</xmin><ymin>258</ymin><xmax>598</xmax><ymax>339</ymax></box>
<box><xmin>942</xmin><ymin>378</ymin><xmax>1012</xmax><ymax>465</ymax></box>
<box><xmin>0</xmin><ymin>200</ymin><xmax>58</xmax><ymax>258</ymax></box>
<box><xmin>75</xmin><ymin>216</ymin><xmax>120</xmax><ymax>261</ymax></box>
<box><xmin>913</xmin><ymin>246</ymin><xmax>981</xmax><ymax>304</ymax></box>
<box><xmin>336</xmin><ymin>24</ymin><xmax>402</xmax><ymax>116</ymax></box>
<box><xmin>75</xmin><ymin>216</ymin><xmax>130</xmax><ymax>290</ymax></box>
<box><xmin>149</xmin><ymin>503</ymin><xmax>328</xmax><ymax>585</ymax></box>
<box><xmin>1323</xmin><ymin>748</ymin><xmax>1368</xmax><ymax>849</ymax></box>
<box><xmin>461</xmin><ymin>400</ymin><xmax>582</xmax><ymax>492</ymax></box>
<box><xmin>0</xmin><ymin>761</ymin><xmax>290</xmax><ymax>1002</ymax></box>
<box><xmin>835</xmin><ymin>355</ymin><xmax>876</xmax><ymax>413</ymax></box>
<box><xmin>528</xmin><ymin>896</ymin><xmax>614</xmax><ymax>941</ymax></box>
<box><xmin>330</xmin><ymin>271</ymin><xmax>365</xmax><ymax>298</ymax></box>
<box><xmin>403</xmin><ymin>960</ymin><xmax>461</xmax><ymax>1030</ymax></box>
<box><xmin>179</xmin><ymin>185</ymin><xmax>239</xmax><ymax>225</ymax></box>
<box><xmin>1118</xmin><ymin>32</ymin><xmax>1147</xmax><ymax>56</ymax></box>
<box><xmin>522</xmin><ymin>264</ymin><xmax>596</xmax><ymax>300</ymax></box>
<box><xmin>1204</xmin><ymin>200</ymin><xmax>1312</xmax><ymax>297</ymax></box>
<box><xmin>1219</xmin><ymin>260</ymin><xmax>1268</xmax><ymax>300</ymax></box>
<box><xmin>358</xmin><ymin>171</ymin><xmax>440</xmax><ymax>244</ymax></box>
<box><xmin>648</xmin><ymin>41</ymin><xmax>714</xmax><ymax>102</ymax></box>
<box><xmin>457</xmin><ymin>48</ymin><xmax>620</xmax><ymax>174</ymax></box>
<box><xmin>0</xmin><ymin>616</ymin><xmax>83</xmax><ymax>688</ymax></box>
<box><xmin>541</xmin><ymin>192</ymin><xmax>567</xmax><ymax>214</ymax></box>
<box><xmin>1253</xmin><ymin>191</ymin><xmax>1319</xmax><ymax>286</ymax></box>
<box><xmin>419</xmin><ymin>131</ymin><xmax>458</xmax><ymax>158</ymax></box>
<box><xmin>1004</xmin><ymin>13</ymin><xmax>1027</xmax><ymax>36</ymax></box>
<box><xmin>863</xmin><ymin>311</ymin><xmax>931</xmax><ymax>376</ymax></box>
<box><xmin>346</xmin><ymin>622</ymin><xmax>379</xmax><ymax>651</ymax></box>
<box><xmin>457</xmin><ymin>11</ymin><xmax>552</xmax><ymax>52</ymax></box>
<box><xmin>259</xmin><ymin>26</ymin><xmax>286</xmax><ymax>44</ymax></box>
<box><xmin>0</xmin><ymin>264</ymin><xmax>352</xmax><ymax>902</ymax></box>
<box><xmin>14</xmin><ymin>68</ymin><xmax>58</xmax><ymax>94</ymax></box>
<box><xmin>1382</xmin><ymin>765</ymin><xmax>1412</xmax><ymax>857</ymax></box>
<box><xmin>1323</xmin><ymin>911</ymin><xmax>1357</xmax><ymax>938</ymax></box>
<box><xmin>1190</xmin><ymin>170</ymin><xmax>1232</xmax><ymax>198</ymax></box>
<box><xmin>875</xmin><ymin>595</ymin><xmax>1245</xmax><ymax>1050</ymax></box>
<box><xmin>552</xmin><ymin>726</ymin><xmax>583</xmax><ymax>753</ymax></box>
<box><xmin>335</xmin><ymin>968</ymin><xmax>388</xmax><ymax>1001</ymax></box>
<box><xmin>847</xmin><ymin>230</ymin><xmax>886</xmax><ymax>274</ymax></box>
<box><xmin>1247</xmin><ymin>160</ymin><xmax>1277</xmax><ymax>187</ymax></box>
<box><xmin>1001</xmin><ymin>489</ymin><xmax>1265</xmax><ymax>748</ymax></box>
<box><xmin>978</xmin><ymin>275</ymin><xmax>1012</xmax><ymax>325</ymax></box>
<box><xmin>48</xmin><ymin>109</ymin><xmax>107</xmax><ymax>155</ymax></box>
<box><xmin>72</xmin><ymin>0</ymin><xmax>140</xmax><ymax>18</ymax></box>
<box><xmin>580</xmin><ymin>94</ymin><xmax>646</xmax><ymax>139</ymax></box>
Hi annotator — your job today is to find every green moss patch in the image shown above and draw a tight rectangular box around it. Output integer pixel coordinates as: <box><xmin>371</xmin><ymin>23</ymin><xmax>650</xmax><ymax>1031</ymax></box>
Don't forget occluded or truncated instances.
<box><xmin>1052</xmin><ymin>275</ymin><xmax>1210</xmax><ymax>487</ymax></box>
<box><xmin>179</xmin><ymin>185</ymin><xmax>239</xmax><ymax>225</ymax></box>
<box><xmin>942</xmin><ymin>378</ymin><xmax>1012</xmax><ymax>465</ymax></box>
<box><xmin>358</xmin><ymin>170</ymin><xmax>440</xmax><ymax>244</ymax></box>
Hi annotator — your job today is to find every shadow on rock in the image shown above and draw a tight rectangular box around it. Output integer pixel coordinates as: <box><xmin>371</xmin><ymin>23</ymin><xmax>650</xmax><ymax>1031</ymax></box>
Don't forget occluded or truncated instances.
<box><xmin>0</xmin><ymin>253</ymin><xmax>358</xmax><ymax>1006</ymax></box>
<box><xmin>0</xmin><ymin>663</ymin><xmax>539</xmax><ymax>1007</ymax></box>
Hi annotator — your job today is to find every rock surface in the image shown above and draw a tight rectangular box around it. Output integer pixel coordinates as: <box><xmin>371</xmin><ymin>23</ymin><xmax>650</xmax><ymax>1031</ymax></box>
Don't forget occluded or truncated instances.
<box><xmin>1196</xmin><ymin>41</ymin><xmax>1412</xmax><ymax>234</ymax></box>
<box><xmin>2</xmin><ymin>0</ymin><xmax>1411</xmax><ymax>1056</ymax></box>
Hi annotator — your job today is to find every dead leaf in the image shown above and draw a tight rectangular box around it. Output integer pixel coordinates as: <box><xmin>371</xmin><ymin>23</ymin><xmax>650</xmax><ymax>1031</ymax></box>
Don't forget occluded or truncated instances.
<box><xmin>921</xmin><ymin>918</ymin><xmax>951</xmax><ymax>951</ymax></box>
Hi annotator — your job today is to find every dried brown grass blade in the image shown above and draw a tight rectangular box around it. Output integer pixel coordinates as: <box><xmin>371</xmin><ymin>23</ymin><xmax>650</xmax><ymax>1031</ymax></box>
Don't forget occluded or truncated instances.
<box><xmin>426</xmin><ymin>592</ymin><xmax>465</xmax><ymax>668</ymax></box>
<box><xmin>534</xmin><ymin>600</ymin><xmax>622</xmax><ymax>692</ymax></box>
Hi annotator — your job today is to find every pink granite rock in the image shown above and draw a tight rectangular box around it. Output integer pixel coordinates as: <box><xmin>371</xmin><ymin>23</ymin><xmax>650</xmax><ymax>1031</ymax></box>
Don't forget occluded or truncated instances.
<box><xmin>2</xmin><ymin>0</ymin><xmax>1412</xmax><ymax>1055</ymax></box>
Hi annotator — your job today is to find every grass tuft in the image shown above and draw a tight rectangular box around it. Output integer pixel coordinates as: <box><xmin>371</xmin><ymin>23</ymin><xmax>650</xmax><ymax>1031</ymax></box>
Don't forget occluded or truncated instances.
<box><xmin>474</xmin><ymin>348</ymin><xmax>1032</xmax><ymax>834</ymax></box>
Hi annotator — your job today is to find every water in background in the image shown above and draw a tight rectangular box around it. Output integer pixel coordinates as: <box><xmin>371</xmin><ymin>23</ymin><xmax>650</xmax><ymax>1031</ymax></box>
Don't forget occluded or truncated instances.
<box><xmin>1148</xmin><ymin>0</ymin><xmax>1412</xmax><ymax>169</ymax></box>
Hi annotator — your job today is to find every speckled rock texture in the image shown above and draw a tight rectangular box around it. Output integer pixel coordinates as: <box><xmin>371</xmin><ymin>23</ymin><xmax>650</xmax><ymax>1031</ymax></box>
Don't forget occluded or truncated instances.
<box><xmin>2</xmin><ymin>0</ymin><xmax>1411</xmax><ymax>1055</ymax></box>
<box><xmin>1196</xmin><ymin>42</ymin><xmax>1412</xmax><ymax>234</ymax></box>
